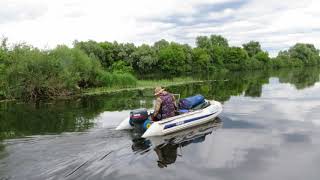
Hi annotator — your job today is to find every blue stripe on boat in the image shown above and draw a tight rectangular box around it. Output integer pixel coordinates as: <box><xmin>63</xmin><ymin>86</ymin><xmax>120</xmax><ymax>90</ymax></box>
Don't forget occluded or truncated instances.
<box><xmin>164</xmin><ymin>111</ymin><xmax>218</xmax><ymax>129</ymax></box>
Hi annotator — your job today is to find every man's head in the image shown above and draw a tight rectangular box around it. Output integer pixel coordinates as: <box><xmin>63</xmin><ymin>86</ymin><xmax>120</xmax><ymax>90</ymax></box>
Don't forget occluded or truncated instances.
<box><xmin>154</xmin><ymin>86</ymin><xmax>164</xmax><ymax>96</ymax></box>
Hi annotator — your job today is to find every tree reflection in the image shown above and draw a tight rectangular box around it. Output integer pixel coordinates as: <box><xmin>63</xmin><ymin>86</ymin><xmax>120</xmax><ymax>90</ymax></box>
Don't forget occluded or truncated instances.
<box><xmin>168</xmin><ymin>67</ymin><xmax>320</xmax><ymax>101</ymax></box>
<box><xmin>0</xmin><ymin>100</ymin><xmax>96</xmax><ymax>139</ymax></box>
<box><xmin>130</xmin><ymin>119</ymin><xmax>222</xmax><ymax>168</ymax></box>
<box><xmin>275</xmin><ymin>67</ymin><xmax>320</xmax><ymax>89</ymax></box>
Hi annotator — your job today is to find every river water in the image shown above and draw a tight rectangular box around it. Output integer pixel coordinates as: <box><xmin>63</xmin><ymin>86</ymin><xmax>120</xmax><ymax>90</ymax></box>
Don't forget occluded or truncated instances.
<box><xmin>1</xmin><ymin>68</ymin><xmax>320</xmax><ymax>180</ymax></box>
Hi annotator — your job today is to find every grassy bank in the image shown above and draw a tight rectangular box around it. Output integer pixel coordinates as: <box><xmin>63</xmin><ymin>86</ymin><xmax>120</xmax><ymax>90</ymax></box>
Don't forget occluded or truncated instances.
<box><xmin>0</xmin><ymin>76</ymin><xmax>203</xmax><ymax>101</ymax></box>
<box><xmin>83</xmin><ymin>77</ymin><xmax>202</xmax><ymax>96</ymax></box>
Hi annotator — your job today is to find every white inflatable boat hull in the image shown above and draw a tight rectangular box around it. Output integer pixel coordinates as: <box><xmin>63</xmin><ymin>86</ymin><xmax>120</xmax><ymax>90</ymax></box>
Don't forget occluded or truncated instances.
<box><xmin>116</xmin><ymin>100</ymin><xmax>223</xmax><ymax>138</ymax></box>
<box><xmin>115</xmin><ymin>117</ymin><xmax>132</xmax><ymax>130</ymax></box>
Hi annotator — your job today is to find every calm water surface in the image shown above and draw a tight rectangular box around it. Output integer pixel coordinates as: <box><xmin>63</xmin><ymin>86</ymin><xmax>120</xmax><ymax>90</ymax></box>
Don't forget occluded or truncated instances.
<box><xmin>1</xmin><ymin>68</ymin><xmax>320</xmax><ymax>180</ymax></box>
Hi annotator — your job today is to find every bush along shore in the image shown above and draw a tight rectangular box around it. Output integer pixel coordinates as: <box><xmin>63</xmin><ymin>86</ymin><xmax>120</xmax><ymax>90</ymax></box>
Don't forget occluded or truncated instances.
<box><xmin>0</xmin><ymin>35</ymin><xmax>319</xmax><ymax>102</ymax></box>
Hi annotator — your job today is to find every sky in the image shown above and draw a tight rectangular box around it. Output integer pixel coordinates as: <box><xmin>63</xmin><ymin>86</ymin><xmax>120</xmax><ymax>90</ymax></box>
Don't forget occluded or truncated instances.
<box><xmin>0</xmin><ymin>0</ymin><xmax>319</xmax><ymax>56</ymax></box>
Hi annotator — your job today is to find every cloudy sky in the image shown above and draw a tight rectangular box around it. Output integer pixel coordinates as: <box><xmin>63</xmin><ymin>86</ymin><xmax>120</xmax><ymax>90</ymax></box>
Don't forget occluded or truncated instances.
<box><xmin>0</xmin><ymin>0</ymin><xmax>319</xmax><ymax>56</ymax></box>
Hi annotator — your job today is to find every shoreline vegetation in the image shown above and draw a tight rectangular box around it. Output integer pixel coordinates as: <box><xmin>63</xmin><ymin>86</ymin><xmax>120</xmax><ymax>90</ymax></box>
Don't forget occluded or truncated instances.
<box><xmin>83</xmin><ymin>77</ymin><xmax>203</xmax><ymax>96</ymax></box>
<box><xmin>0</xmin><ymin>77</ymin><xmax>203</xmax><ymax>102</ymax></box>
<box><xmin>0</xmin><ymin>34</ymin><xmax>319</xmax><ymax>102</ymax></box>
<box><xmin>0</xmin><ymin>77</ymin><xmax>213</xmax><ymax>102</ymax></box>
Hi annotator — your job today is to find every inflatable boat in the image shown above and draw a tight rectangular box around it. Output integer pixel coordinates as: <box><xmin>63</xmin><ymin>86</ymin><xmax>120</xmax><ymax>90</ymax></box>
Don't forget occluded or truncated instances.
<box><xmin>116</xmin><ymin>97</ymin><xmax>223</xmax><ymax>138</ymax></box>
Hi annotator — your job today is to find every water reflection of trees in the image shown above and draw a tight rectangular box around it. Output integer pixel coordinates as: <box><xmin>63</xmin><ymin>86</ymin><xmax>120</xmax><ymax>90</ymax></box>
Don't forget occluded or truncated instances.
<box><xmin>275</xmin><ymin>68</ymin><xmax>320</xmax><ymax>89</ymax></box>
<box><xmin>0</xmin><ymin>140</ymin><xmax>4</xmax><ymax>152</ymax></box>
<box><xmin>167</xmin><ymin>70</ymin><xmax>270</xmax><ymax>101</ymax></box>
<box><xmin>130</xmin><ymin>119</ymin><xmax>223</xmax><ymax>168</ymax></box>
<box><xmin>0</xmin><ymin>100</ymin><xmax>97</xmax><ymax>139</ymax></box>
<box><xmin>0</xmin><ymin>90</ymin><xmax>154</xmax><ymax>140</ymax></box>
<box><xmin>168</xmin><ymin>67</ymin><xmax>320</xmax><ymax>101</ymax></box>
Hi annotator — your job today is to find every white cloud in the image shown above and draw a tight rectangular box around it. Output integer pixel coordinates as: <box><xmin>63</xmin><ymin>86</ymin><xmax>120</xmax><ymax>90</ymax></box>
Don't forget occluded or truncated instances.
<box><xmin>0</xmin><ymin>0</ymin><xmax>319</xmax><ymax>55</ymax></box>
<box><xmin>208</xmin><ymin>8</ymin><xmax>234</xmax><ymax>20</ymax></box>
<box><xmin>0</xmin><ymin>0</ymin><xmax>47</xmax><ymax>24</ymax></box>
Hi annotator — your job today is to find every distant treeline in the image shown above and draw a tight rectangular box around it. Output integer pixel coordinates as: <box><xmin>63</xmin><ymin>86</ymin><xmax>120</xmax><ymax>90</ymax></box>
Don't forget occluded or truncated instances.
<box><xmin>73</xmin><ymin>35</ymin><xmax>320</xmax><ymax>73</ymax></box>
<box><xmin>0</xmin><ymin>35</ymin><xmax>319</xmax><ymax>101</ymax></box>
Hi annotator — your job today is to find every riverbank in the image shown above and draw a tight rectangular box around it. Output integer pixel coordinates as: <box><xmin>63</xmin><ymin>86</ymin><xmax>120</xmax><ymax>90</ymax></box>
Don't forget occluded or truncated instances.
<box><xmin>0</xmin><ymin>77</ymin><xmax>205</xmax><ymax>102</ymax></box>
<box><xmin>82</xmin><ymin>77</ymin><xmax>204</xmax><ymax>96</ymax></box>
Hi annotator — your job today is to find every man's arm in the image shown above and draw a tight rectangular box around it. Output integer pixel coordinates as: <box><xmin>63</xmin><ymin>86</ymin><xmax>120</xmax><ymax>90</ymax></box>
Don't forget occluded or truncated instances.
<box><xmin>172</xmin><ymin>94</ymin><xmax>177</xmax><ymax>110</ymax></box>
<box><xmin>153</xmin><ymin>97</ymin><xmax>162</xmax><ymax>119</ymax></box>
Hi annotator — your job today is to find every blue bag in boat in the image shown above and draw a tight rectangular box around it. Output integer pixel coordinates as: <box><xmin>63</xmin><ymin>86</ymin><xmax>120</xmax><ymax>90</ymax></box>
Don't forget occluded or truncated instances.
<box><xmin>179</xmin><ymin>94</ymin><xmax>205</xmax><ymax>109</ymax></box>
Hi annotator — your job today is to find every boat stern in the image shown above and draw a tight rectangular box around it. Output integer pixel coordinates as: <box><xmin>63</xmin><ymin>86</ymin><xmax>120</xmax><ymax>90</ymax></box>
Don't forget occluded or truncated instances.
<box><xmin>115</xmin><ymin>117</ymin><xmax>133</xmax><ymax>130</ymax></box>
<box><xmin>209</xmin><ymin>100</ymin><xmax>223</xmax><ymax>114</ymax></box>
<box><xmin>141</xmin><ymin>122</ymin><xmax>163</xmax><ymax>138</ymax></box>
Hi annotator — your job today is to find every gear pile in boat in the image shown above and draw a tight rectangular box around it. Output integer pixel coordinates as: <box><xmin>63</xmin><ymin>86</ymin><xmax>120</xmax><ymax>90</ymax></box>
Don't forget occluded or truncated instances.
<box><xmin>178</xmin><ymin>94</ymin><xmax>205</xmax><ymax>109</ymax></box>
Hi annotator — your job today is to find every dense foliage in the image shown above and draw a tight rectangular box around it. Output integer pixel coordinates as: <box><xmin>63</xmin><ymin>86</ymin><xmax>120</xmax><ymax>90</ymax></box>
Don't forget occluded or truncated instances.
<box><xmin>0</xmin><ymin>39</ymin><xmax>137</xmax><ymax>101</ymax></box>
<box><xmin>74</xmin><ymin>35</ymin><xmax>320</xmax><ymax>74</ymax></box>
<box><xmin>0</xmin><ymin>38</ymin><xmax>8</xmax><ymax>100</ymax></box>
<box><xmin>0</xmin><ymin>34</ymin><xmax>319</xmax><ymax>101</ymax></box>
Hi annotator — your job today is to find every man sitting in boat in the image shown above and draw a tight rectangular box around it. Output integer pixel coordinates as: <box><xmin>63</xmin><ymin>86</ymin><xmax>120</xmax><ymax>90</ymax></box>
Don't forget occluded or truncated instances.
<box><xmin>152</xmin><ymin>87</ymin><xmax>177</xmax><ymax>121</ymax></box>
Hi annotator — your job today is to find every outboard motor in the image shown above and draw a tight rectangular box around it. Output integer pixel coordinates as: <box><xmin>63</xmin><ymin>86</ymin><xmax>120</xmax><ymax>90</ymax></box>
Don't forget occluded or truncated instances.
<box><xmin>129</xmin><ymin>108</ymin><xmax>149</xmax><ymax>132</ymax></box>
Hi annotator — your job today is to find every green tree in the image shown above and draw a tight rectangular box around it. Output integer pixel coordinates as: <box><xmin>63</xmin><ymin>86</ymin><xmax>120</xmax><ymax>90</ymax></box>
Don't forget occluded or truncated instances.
<box><xmin>288</xmin><ymin>43</ymin><xmax>320</xmax><ymax>65</ymax></box>
<box><xmin>74</xmin><ymin>40</ymin><xmax>136</xmax><ymax>70</ymax></box>
<box><xmin>131</xmin><ymin>44</ymin><xmax>158</xmax><ymax>74</ymax></box>
<box><xmin>98</xmin><ymin>41</ymin><xmax>116</xmax><ymax>68</ymax></box>
<box><xmin>253</xmin><ymin>51</ymin><xmax>270</xmax><ymax>63</ymax></box>
<box><xmin>73</xmin><ymin>40</ymin><xmax>112</xmax><ymax>70</ymax></box>
<box><xmin>223</xmin><ymin>47</ymin><xmax>249</xmax><ymax>70</ymax></box>
<box><xmin>154</xmin><ymin>39</ymin><xmax>169</xmax><ymax>52</ymax></box>
<box><xmin>181</xmin><ymin>44</ymin><xmax>193</xmax><ymax>72</ymax></box>
<box><xmin>0</xmin><ymin>37</ymin><xmax>8</xmax><ymax>62</ymax></box>
<box><xmin>192</xmin><ymin>48</ymin><xmax>211</xmax><ymax>72</ymax></box>
<box><xmin>242</xmin><ymin>41</ymin><xmax>262</xmax><ymax>57</ymax></box>
<box><xmin>4</xmin><ymin>44</ymin><xmax>67</xmax><ymax>100</ymax></box>
<box><xmin>110</xmin><ymin>60</ymin><xmax>134</xmax><ymax>74</ymax></box>
<box><xmin>196</xmin><ymin>35</ymin><xmax>228</xmax><ymax>49</ymax></box>
<box><xmin>273</xmin><ymin>50</ymin><xmax>303</xmax><ymax>68</ymax></box>
<box><xmin>0</xmin><ymin>38</ymin><xmax>7</xmax><ymax>99</ymax></box>
<box><xmin>158</xmin><ymin>43</ymin><xmax>187</xmax><ymax>74</ymax></box>
<box><xmin>196</xmin><ymin>36</ymin><xmax>211</xmax><ymax>49</ymax></box>
<box><xmin>210</xmin><ymin>35</ymin><xmax>229</xmax><ymax>47</ymax></box>
<box><xmin>196</xmin><ymin>35</ymin><xmax>229</xmax><ymax>66</ymax></box>
<box><xmin>3</xmin><ymin>44</ymin><xmax>105</xmax><ymax>101</ymax></box>
<box><xmin>111</xmin><ymin>42</ymin><xmax>136</xmax><ymax>64</ymax></box>
<box><xmin>208</xmin><ymin>46</ymin><xmax>225</xmax><ymax>66</ymax></box>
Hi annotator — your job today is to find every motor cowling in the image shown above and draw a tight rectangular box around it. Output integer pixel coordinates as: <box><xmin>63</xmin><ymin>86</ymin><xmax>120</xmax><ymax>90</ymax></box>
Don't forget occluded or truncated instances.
<box><xmin>130</xmin><ymin>108</ymin><xmax>149</xmax><ymax>125</ymax></box>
